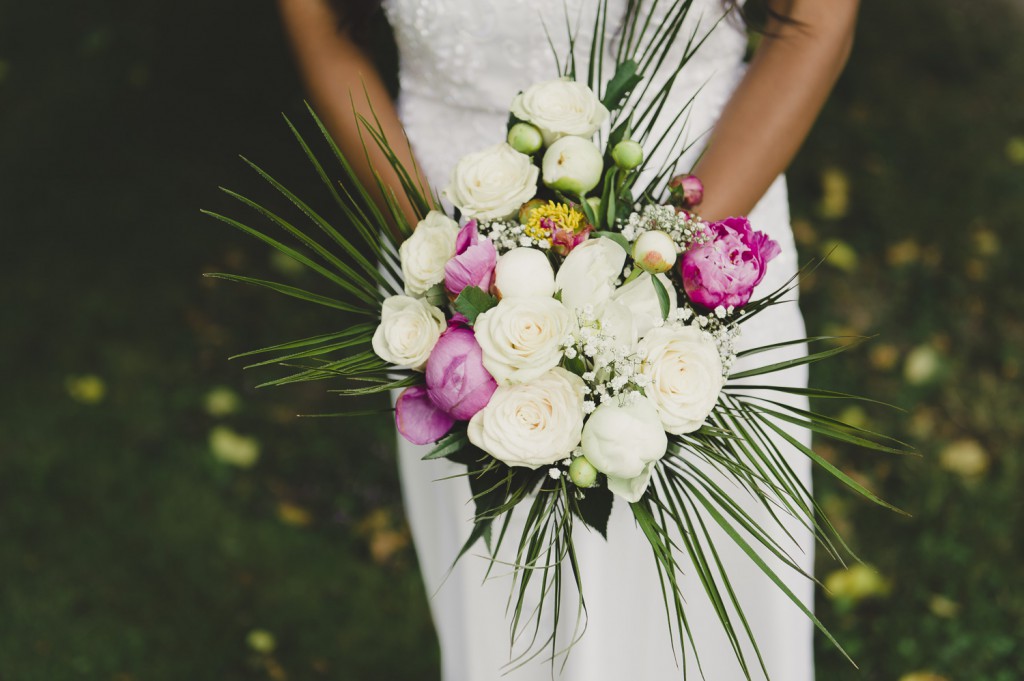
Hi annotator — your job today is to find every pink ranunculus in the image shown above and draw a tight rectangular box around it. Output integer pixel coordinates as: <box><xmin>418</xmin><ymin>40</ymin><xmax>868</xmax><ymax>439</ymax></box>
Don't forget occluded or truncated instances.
<box><xmin>445</xmin><ymin>220</ymin><xmax>497</xmax><ymax>297</ymax></box>
<box><xmin>395</xmin><ymin>385</ymin><xmax>456</xmax><ymax>445</ymax></box>
<box><xmin>550</xmin><ymin>221</ymin><xmax>592</xmax><ymax>256</ymax></box>
<box><xmin>426</xmin><ymin>326</ymin><xmax>497</xmax><ymax>421</ymax></box>
<box><xmin>681</xmin><ymin>216</ymin><xmax>781</xmax><ymax>310</ymax></box>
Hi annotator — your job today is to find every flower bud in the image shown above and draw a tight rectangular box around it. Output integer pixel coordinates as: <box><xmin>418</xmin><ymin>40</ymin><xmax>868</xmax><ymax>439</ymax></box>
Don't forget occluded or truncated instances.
<box><xmin>585</xmin><ymin>196</ymin><xmax>602</xmax><ymax>216</ymax></box>
<box><xmin>668</xmin><ymin>173</ymin><xmax>704</xmax><ymax>208</ymax></box>
<box><xmin>542</xmin><ymin>136</ymin><xmax>604</xmax><ymax>197</ymax></box>
<box><xmin>611</xmin><ymin>139</ymin><xmax>644</xmax><ymax>170</ymax></box>
<box><xmin>569</xmin><ymin>455</ymin><xmax>598</xmax><ymax>488</ymax></box>
<box><xmin>632</xmin><ymin>230</ymin><xmax>677</xmax><ymax>274</ymax></box>
<box><xmin>507</xmin><ymin>122</ymin><xmax>544</xmax><ymax>155</ymax></box>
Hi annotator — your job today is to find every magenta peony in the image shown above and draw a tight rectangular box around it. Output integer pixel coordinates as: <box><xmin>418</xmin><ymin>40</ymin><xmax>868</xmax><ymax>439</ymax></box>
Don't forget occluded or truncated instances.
<box><xmin>668</xmin><ymin>173</ymin><xmax>704</xmax><ymax>209</ymax></box>
<box><xmin>444</xmin><ymin>220</ymin><xmax>497</xmax><ymax>297</ymax></box>
<box><xmin>426</xmin><ymin>326</ymin><xmax>497</xmax><ymax>420</ymax></box>
<box><xmin>681</xmin><ymin>216</ymin><xmax>781</xmax><ymax>309</ymax></box>
<box><xmin>395</xmin><ymin>385</ymin><xmax>456</xmax><ymax>445</ymax></box>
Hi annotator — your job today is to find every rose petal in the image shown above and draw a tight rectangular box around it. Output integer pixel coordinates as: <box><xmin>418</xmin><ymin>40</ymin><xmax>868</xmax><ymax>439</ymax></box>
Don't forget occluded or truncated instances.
<box><xmin>395</xmin><ymin>385</ymin><xmax>455</xmax><ymax>445</ymax></box>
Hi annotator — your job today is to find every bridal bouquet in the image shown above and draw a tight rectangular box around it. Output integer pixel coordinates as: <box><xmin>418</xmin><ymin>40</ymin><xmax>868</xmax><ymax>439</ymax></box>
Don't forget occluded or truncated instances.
<box><xmin>207</xmin><ymin>2</ymin><xmax>905</xmax><ymax>677</ymax></box>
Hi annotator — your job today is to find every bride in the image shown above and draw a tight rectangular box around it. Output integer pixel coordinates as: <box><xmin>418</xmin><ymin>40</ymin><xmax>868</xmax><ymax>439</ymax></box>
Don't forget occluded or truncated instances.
<box><xmin>279</xmin><ymin>1</ymin><xmax>859</xmax><ymax>679</ymax></box>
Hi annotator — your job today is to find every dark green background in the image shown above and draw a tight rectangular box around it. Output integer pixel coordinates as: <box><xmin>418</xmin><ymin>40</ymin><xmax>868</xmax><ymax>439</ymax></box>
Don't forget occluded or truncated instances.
<box><xmin>1</xmin><ymin>1</ymin><xmax>1021</xmax><ymax>679</ymax></box>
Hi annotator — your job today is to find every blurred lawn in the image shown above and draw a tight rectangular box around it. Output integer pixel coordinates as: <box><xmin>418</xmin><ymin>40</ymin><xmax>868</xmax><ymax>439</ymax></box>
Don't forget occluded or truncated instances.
<box><xmin>1</xmin><ymin>1</ymin><xmax>1022</xmax><ymax>679</ymax></box>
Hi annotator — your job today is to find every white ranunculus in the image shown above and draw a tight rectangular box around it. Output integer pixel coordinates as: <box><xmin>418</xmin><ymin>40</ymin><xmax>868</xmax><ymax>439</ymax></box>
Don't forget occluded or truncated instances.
<box><xmin>493</xmin><ymin>248</ymin><xmax>555</xmax><ymax>299</ymax></box>
<box><xmin>444</xmin><ymin>143</ymin><xmax>539</xmax><ymax>221</ymax></box>
<box><xmin>640</xmin><ymin>325</ymin><xmax>724</xmax><ymax>434</ymax></box>
<box><xmin>581</xmin><ymin>397</ymin><xmax>667</xmax><ymax>480</ymax></box>
<box><xmin>611</xmin><ymin>272</ymin><xmax>678</xmax><ymax>338</ymax></box>
<box><xmin>555</xmin><ymin>237</ymin><xmax>627</xmax><ymax>311</ymax></box>
<box><xmin>542</xmin><ymin>136</ymin><xmax>605</xmax><ymax>196</ymax></box>
<box><xmin>468</xmin><ymin>367</ymin><xmax>586</xmax><ymax>468</ymax></box>
<box><xmin>510</xmin><ymin>78</ymin><xmax>609</xmax><ymax>146</ymax></box>
<box><xmin>399</xmin><ymin>210</ymin><xmax>459</xmax><ymax>296</ymax></box>
<box><xmin>371</xmin><ymin>295</ymin><xmax>447</xmax><ymax>371</ymax></box>
<box><xmin>473</xmin><ymin>297</ymin><xmax>571</xmax><ymax>384</ymax></box>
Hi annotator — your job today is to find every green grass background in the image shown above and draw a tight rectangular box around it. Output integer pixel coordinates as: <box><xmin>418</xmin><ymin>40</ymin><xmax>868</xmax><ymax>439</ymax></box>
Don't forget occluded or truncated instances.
<box><xmin>1</xmin><ymin>1</ymin><xmax>1021</xmax><ymax>679</ymax></box>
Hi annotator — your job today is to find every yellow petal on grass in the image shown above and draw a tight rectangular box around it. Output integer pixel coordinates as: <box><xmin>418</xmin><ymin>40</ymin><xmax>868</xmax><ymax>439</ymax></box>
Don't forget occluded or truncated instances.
<box><xmin>939</xmin><ymin>439</ymin><xmax>989</xmax><ymax>479</ymax></box>
<box><xmin>209</xmin><ymin>426</ymin><xmax>260</xmax><ymax>468</ymax></box>
<box><xmin>1006</xmin><ymin>136</ymin><xmax>1024</xmax><ymax>165</ymax></box>
<box><xmin>820</xmin><ymin>238</ymin><xmax>858</xmax><ymax>273</ymax></box>
<box><xmin>66</xmin><ymin>374</ymin><xmax>106</xmax><ymax>405</ymax></box>
<box><xmin>246</xmin><ymin>629</ymin><xmax>276</xmax><ymax>654</ymax></box>
<box><xmin>818</xmin><ymin>167</ymin><xmax>850</xmax><ymax>219</ymax></box>
<box><xmin>204</xmin><ymin>386</ymin><xmax>241</xmax><ymax>417</ymax></box>
<box><xmin>899</xmin><ymin>673</ymin><xmax>950</xmax><ymax>681</ymax></box>
<box><xmin>277</xmin><ymin>502</ymin><xmax>313</xmax><ymax>527</ymax></box>
<box><xmin>824</xmin><ymin>564</ymin><xmax>891</xmax><ymax>602</ymax></box>
<box><xmin>903</xmin><ymin>345</ymin><xmax>943</xmax><ymax>386</ymax></box>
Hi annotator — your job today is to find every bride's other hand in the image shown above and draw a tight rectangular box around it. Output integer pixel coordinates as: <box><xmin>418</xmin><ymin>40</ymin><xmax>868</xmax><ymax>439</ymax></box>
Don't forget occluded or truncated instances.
<box><xmin>692</xmin><ymin>0</ymin><xmax>860</xmax><ymax>221</ymax></box>
<box><xmin>278</xmin><ymin>0</ymin><xmax>426</xmax><ymax>232</ymax></box>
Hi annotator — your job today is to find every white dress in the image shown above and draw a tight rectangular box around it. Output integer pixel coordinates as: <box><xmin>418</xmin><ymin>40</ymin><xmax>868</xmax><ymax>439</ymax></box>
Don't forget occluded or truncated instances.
<box><xmin>381</xmin><ymin>1</ymin><xmax>815</xmax><ymax>679</ymax></box>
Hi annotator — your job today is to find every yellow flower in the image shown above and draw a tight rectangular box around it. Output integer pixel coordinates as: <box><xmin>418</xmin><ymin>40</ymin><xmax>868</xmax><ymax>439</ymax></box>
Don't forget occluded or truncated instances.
<box><xmin>522</xmin><ymin>201</ymin><xmax>587</xmax><ymax>242</ymax></box>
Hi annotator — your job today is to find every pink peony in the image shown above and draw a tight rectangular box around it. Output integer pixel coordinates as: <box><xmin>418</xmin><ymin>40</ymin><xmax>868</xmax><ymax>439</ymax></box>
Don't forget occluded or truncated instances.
<box><xmin>444</xmin><ymin>220</ymin><xmax>497</xmax><ymax>297</ymax></box>
<box><xmin>668</xmin><ymin>173</ymin><xmax>704</xmax><ymax>209</ymax></box>
<box><xmin>426</xmin><ymin>326</ymin><xmax>497</xmax><ymax>420</ymax></box>
<box><xmin>681</xmin><ymin>216</ymin><xmax>781</xmax><ymax>310</ymax></box>
<box><xmin>395</xmin><ymin>385</ymin><xmax>456</xmax><ymax>445</ymax></box>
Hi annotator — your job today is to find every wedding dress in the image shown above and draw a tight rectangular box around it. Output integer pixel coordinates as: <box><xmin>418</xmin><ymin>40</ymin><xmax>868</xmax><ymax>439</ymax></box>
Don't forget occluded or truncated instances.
<box><xmin>380</xmin><ymin>1</ymin><xmax>814</xmax><ymax>679</ymax></box>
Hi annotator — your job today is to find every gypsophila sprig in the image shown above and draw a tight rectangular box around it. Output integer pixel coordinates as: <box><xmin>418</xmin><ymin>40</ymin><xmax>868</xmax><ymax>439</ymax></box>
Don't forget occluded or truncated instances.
<box><xmin>620</xmin><ymin>204</ymin><xmax>709</xmax><ymax>253</ymax></box>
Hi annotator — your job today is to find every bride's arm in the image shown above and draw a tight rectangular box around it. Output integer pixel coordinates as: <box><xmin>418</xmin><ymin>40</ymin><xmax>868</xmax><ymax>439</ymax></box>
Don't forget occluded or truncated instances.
<box><xmin>691</xmin><ymin>0</ymin><xmax>860</xmax><ymax>221</ymax></box>
<box><xmin>278</xmin><ymin>0</ymin><xmax>423</xmax><ymax>227</ymax></box>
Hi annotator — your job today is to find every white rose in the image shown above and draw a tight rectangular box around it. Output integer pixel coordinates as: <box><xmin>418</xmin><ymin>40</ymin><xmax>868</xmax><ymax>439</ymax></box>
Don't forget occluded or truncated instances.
<box><xmin>555</xmin><ymin>237</ymin><xmax>626</xmax><ymax>311</ymax></box>
<box><xmin>474</xmin><ymin>297</ymin><xmax>571</xmax><ymax>384</ymax></box>
<box><xmin>542</xmin><ymin>136</ymin><xmax>605</xmax><ymax>196</ymax></box>
<box><xmin>611</xmin><ymin>272</ymin><xmax>678</xmax><ymax>338</ymax></box>
<box><xmin>444</xmin><ymin>143</ymin><xmax>539</xmax><ymax>221</ymax></box>
<box><xmin>371</xmin><ymin>295</ymin><xmax>447</xmax><ymax>371</ymax></box>
<box><xmin>510</xmin><ymin>78</ymin><xmax>609</xmax><ymax>146</ymax></box>
<box><xmin>493</xmin><ymin>248</ymin><xmax>555</xmax><ymax>299</ymax></box>
<box><xmin>468</xmin><ymin>367</ymin><xmax>586</xmax><ymax>468</ymax></box>
<box><xmin>399</xmin><ymin>210</ymin><xmax>459</xmax><ymax>296</ymax></box>
<box><xmin>640</xmin><ymin>325</ymin><xmax>724</xmax><ymax>434</ymax></box>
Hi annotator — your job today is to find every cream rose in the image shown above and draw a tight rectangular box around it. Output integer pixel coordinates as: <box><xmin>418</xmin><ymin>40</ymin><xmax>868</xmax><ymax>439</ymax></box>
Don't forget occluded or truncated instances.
<box><xmin>468</xmin><ymin>367</ymin><xmax>586</xmax><ymax>468</ymax></box>
<box><xmin>444</xmin><ymin>143</ymin><xmax>539</xmax><ymax>221</ymax></box>
<box><xmin>493</xmin><ymin>247</ymin><xmax>555</xmax><ymax>299</ymax></box>
<box><xmin>473</xmin><ymin>297</ymin><xmax>571</xmax><ymax>384</ymax></box>
<box><xmin>371</xmin><ymin>295</ymin><xmax>446</xmax><ymax>371</ymax></box>
<box><xmin>610</xmin><ymin>272</ymin><xmax>677</xmax><ymax>338</ymax></box>
<box><xmin>399</xmin><ymin>211</ymin><xmax>459</xmax><ymax>296</ymax></box>
<box><xmin>510</xmin><ymin>78</ymin><xmax>609</xmax><ymax>146</ymax></box>
<box><xmin>640</xmin><ymin>325</ymin><xmax>724</xmax><ymax>434</ymax></box>
<box><xmin>555</xmin><ymin>237</ymin><xmax>627</xmax><ymax>311</ymax></box>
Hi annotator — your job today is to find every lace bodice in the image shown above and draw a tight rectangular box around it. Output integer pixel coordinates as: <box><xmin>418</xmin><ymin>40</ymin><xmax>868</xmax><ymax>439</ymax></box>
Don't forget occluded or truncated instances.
<box><xmin>382</xmin><ymin>0</ymin><xmax>749</xmax><ymax>193</ymax></box>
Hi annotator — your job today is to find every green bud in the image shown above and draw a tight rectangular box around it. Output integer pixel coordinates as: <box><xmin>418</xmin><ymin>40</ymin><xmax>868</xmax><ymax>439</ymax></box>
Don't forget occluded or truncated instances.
<box><xmin>611</xmin><ymin>139</ymin><xmax>644</xmax><ymax>170</ymax></box>
<box><xmin>507</xmin><ymin>123</ymin><xmax>544</xmax><ymax>155</ymax></box>
<box><xmin>569</xmin><ymin>455</ymin><xmax>599</xmax><ymax>488</ymax></box>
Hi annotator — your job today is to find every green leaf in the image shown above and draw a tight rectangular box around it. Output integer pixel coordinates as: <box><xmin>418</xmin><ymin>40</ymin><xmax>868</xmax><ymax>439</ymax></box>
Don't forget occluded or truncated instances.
<box><xmin>422</xmin><ymin>431</ymin><xmax>469</xmax><ymax>460</ymax></box>
<box><xmin>203</xmin><ymin>273</ymin><xmax>371</xmax><ymax>315</ymax></box>
<box><xmin>594</xmin><ymin>230</ymin><xmax>630</xmax><ymax>252</ymax></box>
<box><xmin>602</xmin><ymin>59</ymin><xmax>643</xmax><ymax>111</ymax></box>
<box><xmin>573</xmin><ymin>482</ymin><xmax>613</xmax><ymax>539</ymax></box>
<box><xmin>453</xmin><ymin>286</ymin><xmax>498</xmax><ymax>324</ymax></box>
<box><xmin>650</xmin><ymin>272</ymin><xmax>671</xmax><ymax>320</ymax></box>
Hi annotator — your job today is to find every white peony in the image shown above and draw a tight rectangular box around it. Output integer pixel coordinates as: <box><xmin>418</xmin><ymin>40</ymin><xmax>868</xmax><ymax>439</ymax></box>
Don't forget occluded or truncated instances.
<box><xmin>611</xmin><ymin>272</ymin><xmax>678</xmax><ymax>338</ymax></box>
<box><xmin>632</xmin><ymin>229</ymin><xmax>677</xmax><ymax>274</ymax></box>
<box><xmin>581</xmin><ymin>396</ymin><xmax>667</xmax><ymax>480</ymax></box>
<box><xmin>371</xmin><ymin>295</ymin><xmax>447</xmax><ymax>371</ymax></box>
<box><xmin>468</xmin><ymin>367</ymin><xmax>586</xmax><ymax>468</ymax></box>
<box><xmin>555</xmin><ymin>237</ymin><xmax>627</xmax><ymax>311</ymax></box>
<box><xmin>595</xmin><ymin>299</ymin><xmax>637</xmax><ymax>351</ymax></box>
<box><xmin>444</xmin><ymin>143</ymin><xmax>539</xmax><ymax>221</ymax></box>
<box><xmin>640</xmin><ymin>325</ymin><xmax>724</xmax><ymax>434</ymax></box>
<box><xmin>542</xmin><ymin>136</ymin><xmax>605</xmax><ymax>196</ymax></box>
<box><xmin>493</xmin><ymin>248</ymin><xmax>555</xmax><ymax>299</ymax></box>
<box><xmin>473</xmin><ymin>297</ymin><xmax>572</xmax><ymax>384</ymax></box>
<box><xmin>510</xmin><ymin>78</ymin><xmax>609</xmax><ymax>146</ymax></box>
<box><xmin>399</xmin><ymin>211</ymin><xmax>459</xmax><ymax>296</ymax></box>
